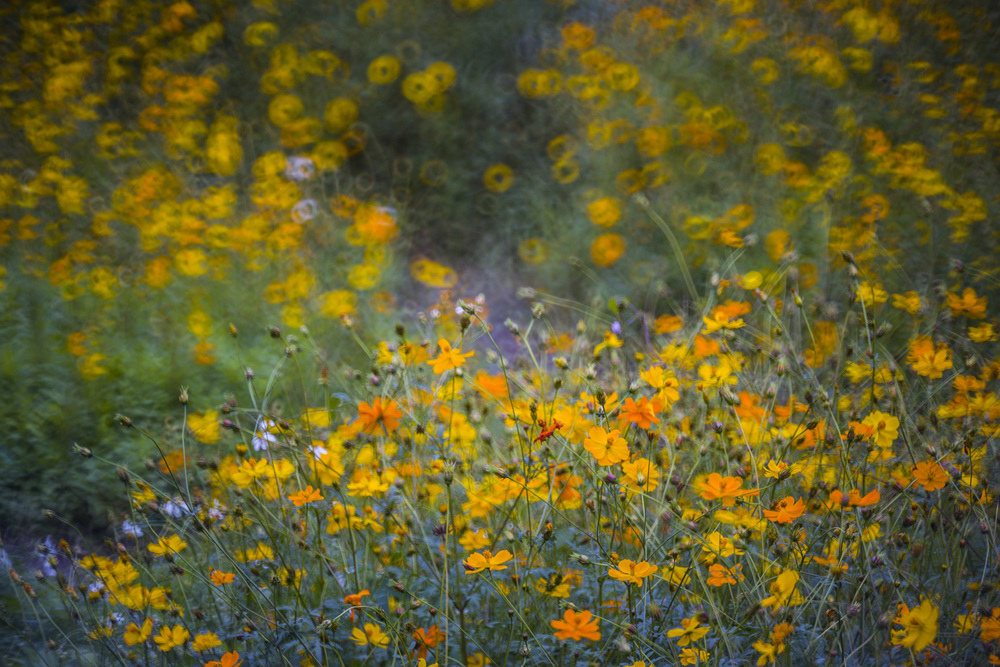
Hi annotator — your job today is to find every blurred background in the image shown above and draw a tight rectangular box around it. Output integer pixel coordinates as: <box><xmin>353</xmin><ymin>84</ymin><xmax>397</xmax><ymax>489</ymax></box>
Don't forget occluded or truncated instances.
<box><xmin>1</xmin><ymin>0</ymin><xmax>998</xmax><ymax>538</ymax></box>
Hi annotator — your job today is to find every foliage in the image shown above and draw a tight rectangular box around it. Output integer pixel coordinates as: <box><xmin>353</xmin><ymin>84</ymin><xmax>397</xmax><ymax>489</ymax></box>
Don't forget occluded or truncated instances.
<box><xmin>3</xmin><ymin>0</ymin><xmax>1000</xmax><ymax>663</ymax></box>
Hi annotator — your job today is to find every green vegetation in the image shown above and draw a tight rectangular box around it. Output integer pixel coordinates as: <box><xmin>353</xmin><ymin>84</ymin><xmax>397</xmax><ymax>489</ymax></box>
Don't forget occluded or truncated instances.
<box><xmin>3</xmin><ymin>0</ymin><xmax>1000</xmax><ymax>664</ymax></box>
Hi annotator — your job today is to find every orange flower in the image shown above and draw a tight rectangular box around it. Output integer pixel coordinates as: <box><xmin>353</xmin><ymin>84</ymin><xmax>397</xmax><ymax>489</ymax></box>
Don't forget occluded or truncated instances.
<box><xmin>590</xmin><ymin>233</ymin><xmax>626</xmax><ymax>267</ymax></box>
<box><xmin>706</xmin><ymin>563</ymin><xmax>743</xmax><ymax>586</ymax></box>
<box><xmin>209</xmin><ymin>568</ymin><xmax>235</xmax><ymax>586</ymax></box>
<box><xmin>353</xmin><ymin>398</ymin><xmax>402</xmax><ymax>435</ymax></box>
<box><xmin>551</xmin><ymin>609</ymin><xmax>601</xmax><ymax>641</ymax></box>
<box><xmin>205</xmin><ymin>651</ymin><xmax>242</xmax><ymax>667</ymax></box>
<box><xmin>912</xmin><ymin>460</ymin><xmax>949</xmax><ymax>492</ymax></box>
<box><xmin>762</xmin><ymin>496</ymin><xmax>806</xmax><ymax>524</ymax></box>
<box><xmin>980</xmin><ymin>608</ymin><xmax>1000</xmax><ymax>642</ymax></box>
<box><xmin>618</xmin><ymin>396</ymin><xmax>662</xmax><ymax>430</ymax></box>
<box><xmin>344</xmin><ymin>589</ymin><xmax>370</xmax><ymax>623</ymax></box>
<box><xmin>412</xmin><ymin>625</ymin><xmax>445</xmax><ymax>659</ymax></box>
<box><xmin>829</xmin><ymin>488</ymin><xmax>880</xmax><ymax>508</ymax></box>
<box><xmin>696</xmin><ymin>473</ymin><xmax>760</xmax><ymax>507</ymax></box>
<box><xmin>653</xmin><ymin>314</ymin><xmax>684</xmax><ymax>334</ymax></box>
<box><xmin>608</xmin><ymin>559</ymin><xmax>658</xmax><ymax>586</ymax></box>
<box><xmin>289</xmin><ymin>485</ymin><xmax>324</xmax><ymax>507</ymax></box>
<box><xmin>427</xmin><ymin>338</ymin><xmax>474</xmax><ymax>374</ymax></box>
<box><xmin>474</xmin><ymin>370</ymin><xmax>509</xmax><ymax>400</ymax></box>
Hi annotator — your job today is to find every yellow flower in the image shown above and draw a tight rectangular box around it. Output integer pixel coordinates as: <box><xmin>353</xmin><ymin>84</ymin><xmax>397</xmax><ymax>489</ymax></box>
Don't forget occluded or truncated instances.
<box><xmin>861</xmin><ymin>410</ymin><xmax>899</xmax><ymax>449</ymax></box>
<box><xmin>367</xmin><ymin>55</ymin><xmax>401</xmax><ymax>84</ymax></box>
<box><xmin>517</xmin><ymin>69</ymin><xmax>562</xmax><ymax>98</ymax></box>
<box><xmin>351</xmin><ymin>623</ymin><xmax>390</xmax><ymax>648</ymax></box>
<box><xmin>324</xmin><ymin>98</ymin><xmax>359</xmax><ymax>133</ymax></box>
<box><xmin>586</xmin><ymin>197</ymin><xmax>622</xmax><ymax>228</ymax></box>
<box><xmin>411</xmin><ymin>258</ymin><xmax>458</xmax><ymax>288</ymax></box>
<box><xmin>583</xmin><ymin>427</ymin><xmax>629</xmax><ymax>466</ymax></box>
<box><xmin>891</xmin><ymin>598</ymin><xmax>939</xmax><ymax>652</ymax></box>
<box><xmin>518</xmin><ymin>238</ymin><xmax>550</xmax><ymax>264</ymax></box>
<box><xmin>483</xmin><ymin>164</ymin><xmax>515</xmax><ymax>193</ymax></box>
<box><xmin>174</xmin><ymin>248</ymin><xmax>208</xmax><ymax>277</ymax></box>
<box><xmin>123</xmin><ymin>618</ymin><xmax>153</xmax><ymax>646</ymax></box>
<box><xmin>753</xmin><ymin>640</ymin><xmax>784</xmax><ymax>665</ymax></box>
<box><xmin>318</xmin><ymin>290</ymin><xmax>357</xmax><ymax>318</ymax></box>
<box><xmin>891</xmin><ymin>291</ymin><xmax>922</xmax><ymax>315</ymax></box>
<box><xmin>680</xmin><ymin>648</ymin><xmax>711</xmax><ymax>665</ymax></box>
<box><xmin>856</xmin><ymin>281</ymin><xmax>888</xmax><ymax>309</ymax></box>
<box><xmin>761</xmin><ymin>570</ymin><xmax>804</xmax><ymax>609</ymax></box>
<box><xmin>606</xmin><ymin>62</ymin><xmax>639</xmax><ymax>91</ymax></box>
<box><xmin>608</xmin><ymin>559</ymin><xmax>658</xmax><ymax>586</ymax></box>
<box><xmin>187</xmin><ymin>410</ymin><xmax>221</xmax><ymax>444</ymax></box>
<box><xmin>751</xmin><ymin>58</ymin><xmax>780</xmax><ymax>84</ymax></box>
<box><xmin>426</xmin><ymin>62</ymin><xmax>457</xmax><ymax>90</ymax></box>
<box><xmin>348</xmin><ymin>263</ymin><xmax>381</xmax><ymax>290</ymax></box>
<box><xmin>907</xmin><ymin>337</ymin><xmax>953</xmax><ymax>379</ymax></box>
<box><xmin>947</xmin><ymin>287</ymin><xmax>987</xmax><ymax>319</ymax></box>
<box><xmin>357</xmin><ymin>0</ymin><xmax>388</xmax><ymax>25</ymax></box>
<box><xmin>402</xmin><ymin>71</ymin><xmax>441</xmax><ymax>104</ymax></box>
<box><xmin>427</xmin><ymin>339</ymin><xmax>474</xmax><ymax>374</ymax></box>
<box><xmin>268</xmin><ymin>94</ymin><xmax>303</xmax><ymax>127</ymax></box>
<box><xmin>666</xmin><ymin>617</ymin><xmax>710</xmax><ymax>647</ymax></box>
<box><xmin>463</xmin><ymin>549</ymin><xmax>513</xmax><ymax>574</ymax></box>
<box><xmin>593</xmin><ymin>331</ymin><xmax>623</xmax><ymax>356</ymax></box>
<box><xmin>148</xmin><ymin>535</ymin><xmax>188</xmax><ymax>557</ymax></box>
<box><xmin>187</xmin><ymin>308</ymin><xmax>213</xmax><ymax>337</ymax></box>
<box><xmin>153</xmin><ymin>624</ymin><xmax>190</xmax><ymax>651</ymax></box>
<box><xmin>79</xmin><ymin>353</ymin><xmax>108</xmax><ymax>380</ymax></box>
<box><xmin>552</xmin><ymin>158</ymin><xmax>580</xmax><ymax>184</ymax></box>
<box><xmin>969</xmin><ymin>322</ymin><xmax>998</xmax><ymax>343</ymax></box>
<box><xmin>191</xmin><ymin>632</ymin><xmax>222</xmax><ymax>651</ymax></box>
<box><xmin>205</xmin><ymin>117</ymin><xmax>242</xmax><ymax>176</ymax></box>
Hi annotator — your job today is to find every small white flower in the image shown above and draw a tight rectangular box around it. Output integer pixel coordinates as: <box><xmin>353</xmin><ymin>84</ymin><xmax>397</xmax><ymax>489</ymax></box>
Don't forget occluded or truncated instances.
<box><xmin>285</xmin><ymin>156</ymin><xmax>315</xmax><ymax>181</ymax></box>
<box><xmin>41</xmin><ymin>560</ymin><xmax>57</xmax><ymax>577</ymax></box>
<box><xmin>307</xmin><ymin>444</ymin><xmax>328</xmax><ymax>460</ymax></box>
<box><xmin>207</xmin><ymin>500</ymin><xmax>225</xmax><ymax>521</ymax></box>
<box><xmin>161</xmin><ymin>498</ymin><xmax>191</xmax><ymax>519</ymax></box>
<box><xmin>252</xmin><ymin>418</ymin><xmax>278</xmax><ymax>451</ymax></box>
<box><xmin>291</xmin><ymin>198</ymin><xmax>319</xmax><ymax>223</ymax></box>
<box><xmin>121</xmin><ymin>520</ymin><xmax>143</xmax><ymax>538</ymax></box>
